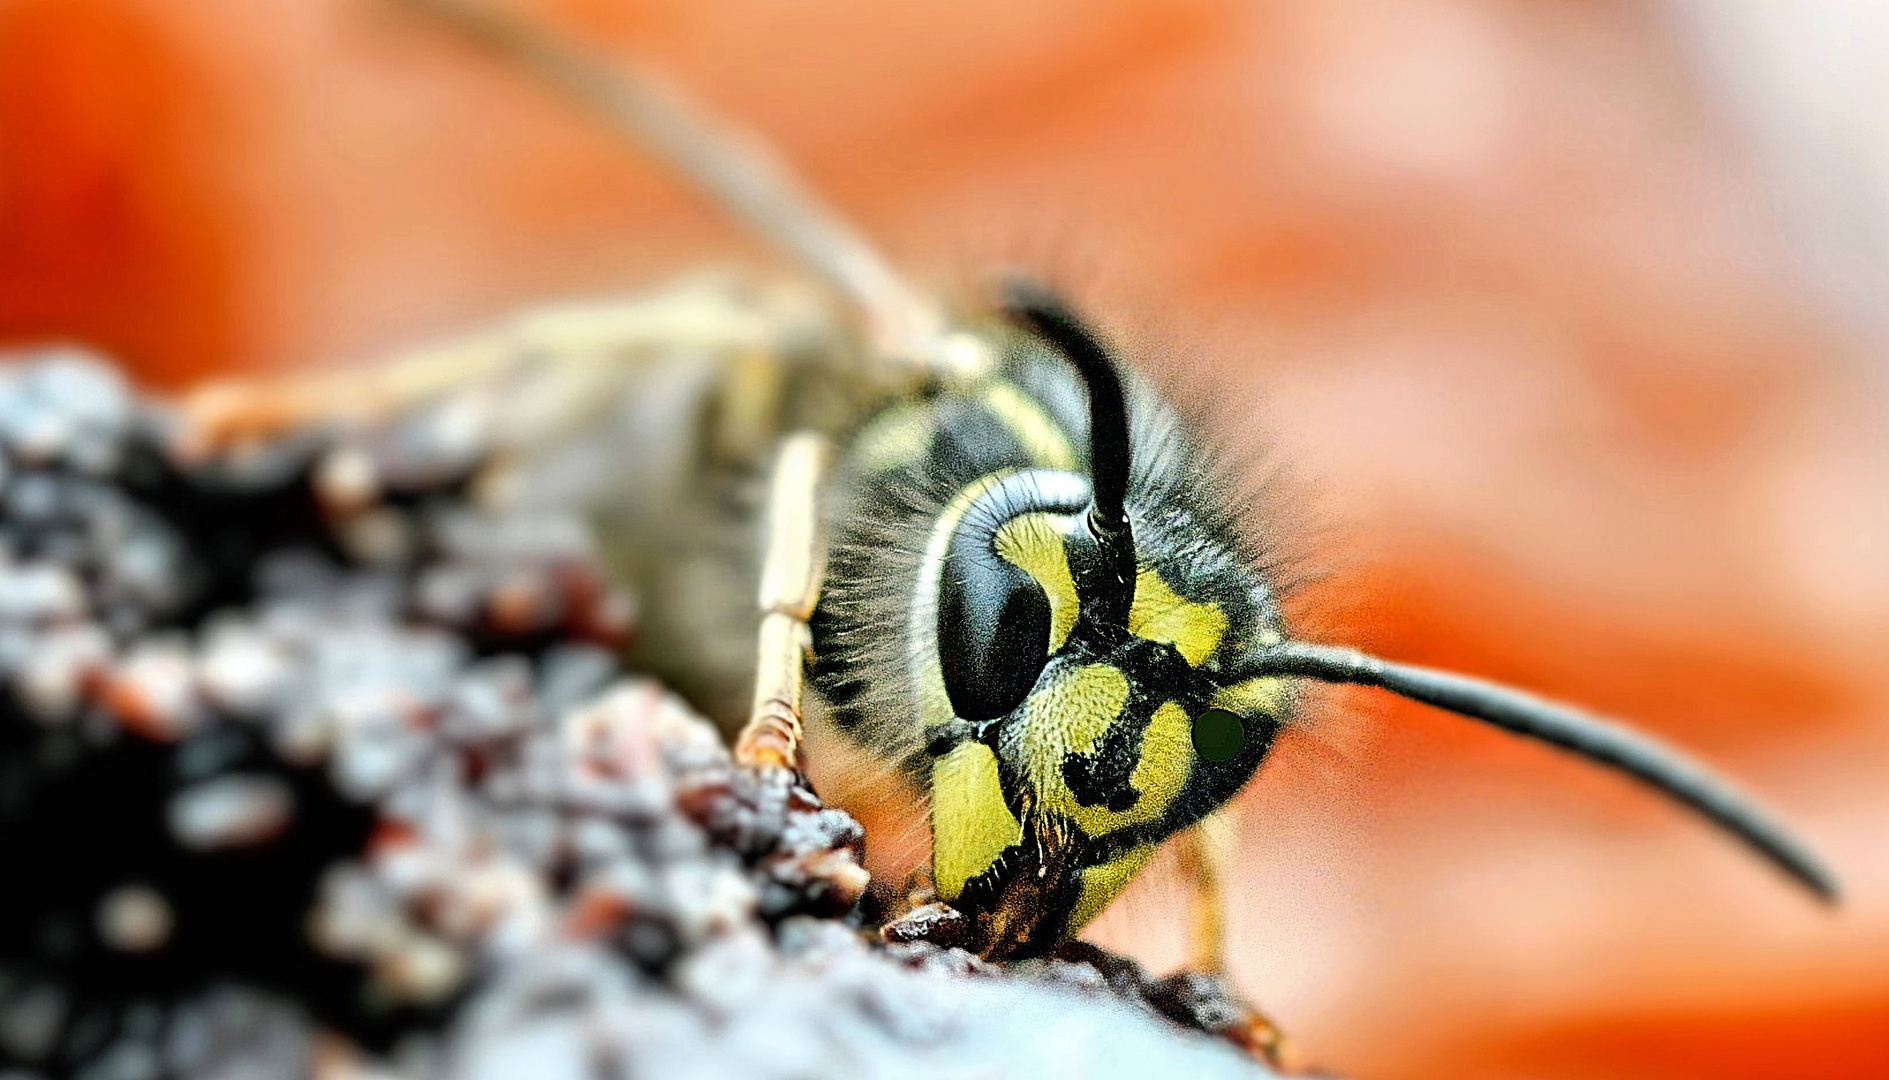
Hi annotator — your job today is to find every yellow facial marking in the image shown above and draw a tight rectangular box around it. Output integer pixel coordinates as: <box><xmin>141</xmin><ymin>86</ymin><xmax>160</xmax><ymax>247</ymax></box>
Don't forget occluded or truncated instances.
<box><xmin>993</xmin><ymin>513</ymin><xmax>1080</xmax><ymax>652</ymax></box>
<box><xmin>1129</xmin><ymin>569</ymin><xmax>1228</xmax><ymax>667</ymax></box>
<box><xmin>930</xmin><ymin>741</ymin><xmax>1023</xmax><ymax>901</ymax></box>
<box><xmin>1016</xmin><ymin>663</ymin><xmax>1129</xmax><ymax>794</ymax></box>
<box><xmin>1017</xmin><ymin>668</ymin><xmax>1194</xmax><ymax>838</ymax></box>
<box><xmin>1067</xmin><ymin>843</ymin><xmax>1155</xmax><ymax>933</ymax></box>
<box><xmin>980</xmin><ymin>381</ymin><xmax>1076</xmax><ymax>470</ymax></box>
<box><xmin>1122</xmin><ymin>700</ymin><xmax>1196</xmax><ymax>827</ymax></box>
<box><xmin>1212</xmin><ymin>676</ymin><xmax>1294</xmax><ymax>717</ymax></box>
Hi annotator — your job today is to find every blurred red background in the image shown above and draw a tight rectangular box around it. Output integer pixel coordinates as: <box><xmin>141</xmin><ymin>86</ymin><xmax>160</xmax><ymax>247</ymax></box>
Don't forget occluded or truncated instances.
<box><xmin>2</xmin><ymin>1</ymin><xmax>1885</xmax><ymax>1077</ymax></box>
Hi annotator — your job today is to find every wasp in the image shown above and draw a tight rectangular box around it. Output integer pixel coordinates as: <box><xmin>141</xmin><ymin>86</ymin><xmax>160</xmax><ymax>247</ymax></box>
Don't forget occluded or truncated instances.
<box><xmin>185</xmin><ymin>0</ymin><xmax>1838</xmax><ymax>1062</ymax></box>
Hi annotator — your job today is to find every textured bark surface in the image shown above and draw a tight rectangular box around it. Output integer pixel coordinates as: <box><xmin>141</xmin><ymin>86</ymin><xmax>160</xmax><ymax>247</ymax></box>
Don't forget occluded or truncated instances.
<box><xmin>0</xmin><ymin>348</ymin><xmax>1282</xmax><ymax>1079</ymax></box>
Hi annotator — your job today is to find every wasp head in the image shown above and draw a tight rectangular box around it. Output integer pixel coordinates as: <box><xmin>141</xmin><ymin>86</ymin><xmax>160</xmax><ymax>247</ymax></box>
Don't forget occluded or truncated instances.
<box><xmin>910</xmin><ymin>282</ymin><xmax>1834</xmax><ymax>961</ymax></box>
<box><xmin>916</xmin><ymin>283</ymin><xmax>1294</xmax><ymax>957</ymax></box>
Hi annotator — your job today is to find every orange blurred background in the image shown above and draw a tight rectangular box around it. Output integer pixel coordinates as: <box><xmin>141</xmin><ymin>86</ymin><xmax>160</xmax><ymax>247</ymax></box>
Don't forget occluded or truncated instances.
<box><xmin>2</xmin><ymin>1</ymin><xmax>1886</xmax><ymax>1077</ymax></box>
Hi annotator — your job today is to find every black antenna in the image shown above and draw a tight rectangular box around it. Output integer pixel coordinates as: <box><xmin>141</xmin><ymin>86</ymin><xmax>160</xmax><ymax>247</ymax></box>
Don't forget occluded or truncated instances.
<box><xmin>1249</xmin><ymin>640</ymin><xmax>1840</xmax><ymax>902</ymax></box>
<box><xmin>1001</xmin><ymin>280</ymin><xmax>1136</xmax><ymax>628</ymax></box>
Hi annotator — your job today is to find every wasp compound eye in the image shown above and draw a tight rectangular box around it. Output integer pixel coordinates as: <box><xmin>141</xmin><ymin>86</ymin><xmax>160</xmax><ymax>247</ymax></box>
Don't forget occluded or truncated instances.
<box><xmin>937</xmin><ymin>549</ymin><xmax>1050</xmax><ymax>721</ymax></box>
<box><xmin>1191</xmin><ymin>708</ymin><xmax>1245</xmax><ymax>763</ymax></box>
<box><xmin>936</xmin><ymin>471</ymin><xmax>1089</xmax><ymax>722</ymax></box>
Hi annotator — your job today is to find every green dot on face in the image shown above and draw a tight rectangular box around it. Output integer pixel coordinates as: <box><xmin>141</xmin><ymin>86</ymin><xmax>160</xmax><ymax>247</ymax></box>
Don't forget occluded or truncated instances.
<box><xmin>1191</xmin><ymin>708</ymin><xmax>1245</xmax><ymax>763</ymax></box>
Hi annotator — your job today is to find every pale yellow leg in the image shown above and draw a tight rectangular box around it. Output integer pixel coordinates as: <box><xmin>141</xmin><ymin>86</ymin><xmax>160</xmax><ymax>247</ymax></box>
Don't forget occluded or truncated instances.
<box><xmin>734</xmin><ymin>431</ymin><xmax>830</xmax><ymax>770</ymax></box>
<box><xmin>1179</xmin><ymin>810</ymin><xmax>1234</xmax><ymax>973</ymax></box>
<box><xmin>175</xmin><ymin>278</ymin><xmax>807</xmax><ymax>459</ymax></box>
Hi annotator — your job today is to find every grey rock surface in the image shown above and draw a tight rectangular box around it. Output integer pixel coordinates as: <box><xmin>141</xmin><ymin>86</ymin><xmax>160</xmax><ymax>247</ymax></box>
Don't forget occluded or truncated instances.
<box><xmin>0</xmin><ymin>348</ymin><xmax>1279</xmax><ymax>1079</ymax></box>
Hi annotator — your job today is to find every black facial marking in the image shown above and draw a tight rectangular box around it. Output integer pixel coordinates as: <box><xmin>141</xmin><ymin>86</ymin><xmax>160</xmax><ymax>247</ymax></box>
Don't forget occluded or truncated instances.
<box><xmin>1061</xmin><ymin>740</ymin><xmax>1141</xmax><ymax>813</ymax></box>
<box><xmin>1055</xmin><ymin>638</ymin><xmax>1198</xmax><ymax>814</ymax></box>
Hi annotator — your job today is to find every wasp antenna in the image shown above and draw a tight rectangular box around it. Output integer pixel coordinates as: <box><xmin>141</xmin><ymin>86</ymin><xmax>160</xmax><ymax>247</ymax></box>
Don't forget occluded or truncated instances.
<box><xmin>1001</xmin><ymin>280</ymin><xmax>1137</xmax><ymax>626</ymax></box>
<box><xmin>1251</xmin><ymin>640</ymin><xmax>1840</xmax><ymax>902</ymax></box>
<box><xmin>388</xmin><ymin>0</ymin><xmax>944</xmax><ymax>362</ymax></box>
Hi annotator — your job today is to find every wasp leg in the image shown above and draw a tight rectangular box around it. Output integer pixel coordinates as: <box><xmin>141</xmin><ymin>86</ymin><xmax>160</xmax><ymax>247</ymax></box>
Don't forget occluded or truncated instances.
<box><xmin>1169</xmin><ymin>811</ymin><xmax>1298</xmax><ymax>1070</ymax></box>
<box><xmin>1178</xmin><ymin>814</ymin><xmax>1231</xmax><ymax>972</ymax></box>
<box><xmin>722</xmin><ymin>432</ymin><xmax>872</xmax><ymax>913</ymax></box>
<box><xmin>734</xmin><ymin>431</ymin><xmax>829</xmax><ymax>770</ymax></box>
<box><xmin>175</xmin><ymin>274</ymin><xmax>825</xmax><ymax>459</ymax></box>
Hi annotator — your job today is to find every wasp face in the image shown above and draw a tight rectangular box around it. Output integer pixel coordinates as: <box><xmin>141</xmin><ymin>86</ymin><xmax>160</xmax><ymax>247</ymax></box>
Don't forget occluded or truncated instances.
<box><xmin>920</xmin><ymin>464</ymin><xmax>1294</xmax><ymax>957</ymax></box>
